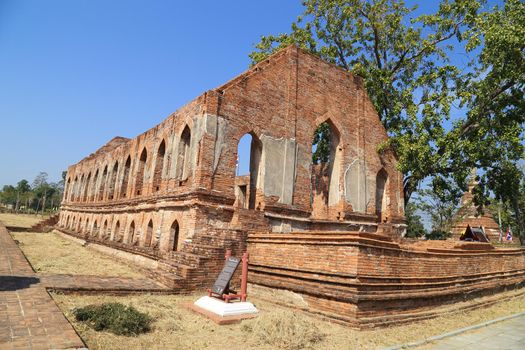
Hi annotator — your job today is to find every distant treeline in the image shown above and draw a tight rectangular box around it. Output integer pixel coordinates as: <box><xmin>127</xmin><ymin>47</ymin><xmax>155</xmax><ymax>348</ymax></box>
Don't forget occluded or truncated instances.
<box><xmin>0</xmin><ymin>171</ymin><xmax>65</xmax><ymax>214</ymax></box>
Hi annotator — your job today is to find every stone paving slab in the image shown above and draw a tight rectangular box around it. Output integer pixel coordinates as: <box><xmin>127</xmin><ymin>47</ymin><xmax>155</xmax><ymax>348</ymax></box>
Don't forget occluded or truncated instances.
<box><xmin>422</xmin><ymin>314</ymin><xmax>525</xmax><ymax>350</ymax></box>
<box><xmin>0</xmin><ymin>224</ymin><xmax>86</xmax><ymax>349</ymax></box>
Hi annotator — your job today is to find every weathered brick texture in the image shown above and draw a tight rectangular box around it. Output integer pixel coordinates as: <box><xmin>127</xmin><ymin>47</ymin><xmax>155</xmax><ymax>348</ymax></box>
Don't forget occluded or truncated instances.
<box><xmin>56</xmin><ymin>46</ymin><xmax>525</xmax><ymax>326</ymax></box>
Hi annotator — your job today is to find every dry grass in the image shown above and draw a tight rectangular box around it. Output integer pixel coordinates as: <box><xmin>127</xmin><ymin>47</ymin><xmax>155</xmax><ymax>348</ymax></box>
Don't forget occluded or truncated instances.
<box><xmin>50</xmin><ymin>289</ymin><xmax>525</xmax><ymax>350</ymax></box>
<box><xmin>11</xmin><ymin>231</ymin><xmax>145</xmax><ymax>278</ymax></box>
<box><xmin>0</xmin><ymin>213</ymin><xmax>46</xmax><ymax>228</ymax></box>
<box><xmin>6</xmin><ymin>212</ymin><xmax>524</xmax><ymax>348</ymax></box>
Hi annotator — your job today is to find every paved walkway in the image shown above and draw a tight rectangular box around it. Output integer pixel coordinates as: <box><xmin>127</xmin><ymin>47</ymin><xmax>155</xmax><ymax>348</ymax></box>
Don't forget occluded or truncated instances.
<box><xmin>0</xmin><ymin>224</ymin><xmax>85</xmax><ymax>349</ymax></box>
<box><xmin>422</xmin><ymin>314</ymin><xmax>525</xmax><ymax>349</ymax></box>
<box><xmin>1</xmin><ymin>223</ymin><xmax>172</xmax><ymax>349</ymax></box>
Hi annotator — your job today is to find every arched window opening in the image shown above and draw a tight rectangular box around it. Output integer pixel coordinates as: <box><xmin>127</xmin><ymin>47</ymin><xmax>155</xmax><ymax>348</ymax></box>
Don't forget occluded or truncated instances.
<box><xmin>108</xmin><ymin>161</ymin><xmax>119</xmax><ymax>200</ymax></box>
<box><xmin>129</xmin><ymin>221</ymin><xmax>137</xmax><ymax>246</ymax></box>
<box><xmin>78</xmin><ymin>218</ymin><xmax>83</xmax><ymax>233</ymax></box>
<box><xmin>92</xmin><ymin>221</ymin><xmax>98</xmax><ymax>237</ymax></box>
<box><xmin>311</xmin><ymin>120</ymin><xmax>342</xmax><ymax>212</ymax></box>
<box><xmin>102</xmin><ymin>220</ymin><xmax>109</xmax><ymax>240</ymax></box>
<box><xmin>234</xmin><ymin>133</ymin><xmax>262</xmax><ymax>209</ymax></box>
<box><xmin>72</xmin><ymin>216</ymin><xmax>76</xmax><ymax>230</ymax></box>
<box><xmin>136</xmin><ymin>148</ymin><xmax>147</xmax><ymax>195</ymax></box>
<box><xmin>170</xmin><ymin>221</ymin><xmax>179</xmax><ymax>251</ymax></box>
<box><xmin>153</xmin><ymin>140</ymin><xmax>166</xmax><ymax>192</ymax></box>
<box><xmin>98</xmin><ymin>166</ymin><xmax>108</xmax><ymax>201</ymax></box>
<box><xmin>144</xmin><ymin>220</ymin><xmax>153</xmax><ymax>247</ymax></box>
<box><xmin>72</xmin><ymin>176</ymin><xmax>79</xmax><ymax>202</ymax></box>
<box><xmin>65</xmin><ymin>215</ymin><xmax>70</xmax><ymax>228</ymax></box>
<box><xmin>176</xmin><ymin>126</ymin><xmax>191</xmax><ymax>180</ymax></box>
<box><xmin>77</xmin><ymin>175</ymin><xmax>84</xmax><ymax>202</ymax></box>
<box><xmin>90</xmin><ymin>170</ymin><xmax>99</xmax><ymax>202</ymax></box>
<box><xmin>83</xmin><ymin>173</ymin><xmax>91</xmax><ymax>202</ymax></box>
<box><xmin>376</xmin><ymin>169</ymin><xmax>389</xmax><ymax>222</ymax></box>
<box><xmin>114</xmin><ymin>220</ymin><xmax>122</xmax><ymax>242</ymax></box>
<box><xmin>120</xmin><ymin>156</ymin><xmax>131</xmax><ymax>198</ymax></box>
<box><xmin>85</xmin><ymin>218</ymin><xmax>90</xmax><ymax>234</ymax></box>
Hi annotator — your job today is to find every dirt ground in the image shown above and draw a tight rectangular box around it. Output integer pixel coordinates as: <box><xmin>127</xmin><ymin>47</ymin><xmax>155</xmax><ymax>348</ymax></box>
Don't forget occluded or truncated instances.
<box><xmin>0</xmin><ymin>212</ymin><xmax>47</xmax><ymax>228</ymax></box>
<box><xmin>51</xmin><ymin>290</ymin><xmax>525</xmax><ymax>350</ymax></box>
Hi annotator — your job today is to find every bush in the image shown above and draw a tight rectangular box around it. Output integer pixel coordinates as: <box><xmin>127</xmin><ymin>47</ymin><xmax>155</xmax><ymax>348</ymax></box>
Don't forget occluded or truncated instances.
<box><xmin>73</xmin><ymin>302</ymin><xmax>152</xmax><ymax>336</ymax></box>
<box><xmin>425</xmin><ymin>229</ymin><xmax>451</xmax><ymax>240</ymax></box>
<box><xmin>242</xmin><ymin>309</ymin><xmax>325</xmax><ymax>350</ymax></box>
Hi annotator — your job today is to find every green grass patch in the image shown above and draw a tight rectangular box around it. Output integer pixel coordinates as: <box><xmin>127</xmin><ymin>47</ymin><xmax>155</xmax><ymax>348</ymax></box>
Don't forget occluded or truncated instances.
<box><xmin>73</xmin><ymin>302</ymin><xmax>152</xmax><ymax>336</ymax></box>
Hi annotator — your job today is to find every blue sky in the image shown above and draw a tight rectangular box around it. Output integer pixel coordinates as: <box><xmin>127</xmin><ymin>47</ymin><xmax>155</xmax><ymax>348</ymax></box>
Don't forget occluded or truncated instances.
<box><xmin>0</xmin><ymin>0</ymin><xmax>503</xmax><ymax>187</ymax></box>
<box><xmin>0</xmin><ymin>0</ymin><xmax>304</xmax><ymax>185</ymax></box>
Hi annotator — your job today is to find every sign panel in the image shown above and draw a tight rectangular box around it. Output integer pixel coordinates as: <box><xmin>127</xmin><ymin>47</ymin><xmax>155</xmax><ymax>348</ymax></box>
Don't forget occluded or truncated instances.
<box><xmin>211</xmin><ymin>257</ymin><xmax>240</xmax><ymax>295</ymax></box>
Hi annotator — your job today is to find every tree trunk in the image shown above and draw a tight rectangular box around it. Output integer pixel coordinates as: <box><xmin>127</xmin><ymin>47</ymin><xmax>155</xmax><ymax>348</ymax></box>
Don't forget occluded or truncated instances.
<box><xmin>15</xmin><ymin>192</ymin><xmax>20</xmax><ymax>212</ymax></box>
<box><xmin>41</xmin><ymin>195</ymin><xmax>46</xmax><ymax>216</ymax></box>
<box><xmin>511</xmin><ymin>197</ymin><xmax>525</xmax><ymax>246</ymax></box>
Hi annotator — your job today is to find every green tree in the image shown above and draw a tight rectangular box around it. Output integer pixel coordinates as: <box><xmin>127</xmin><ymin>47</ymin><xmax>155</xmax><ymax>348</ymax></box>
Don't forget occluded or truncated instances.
<box><xmin>15</xmin><ymin>179</ymin><xmax>31</xmax><ymax>211</ymax></box>
<box><xmin>0</xmin><ymin>185</ymin><xmax>17</xmax><ymax>207</ymax></box>
<box><xmin>417</xmin><ymin>186</ymin><xmax>460</xmax><ymax>234</ymax></box>
<box><xmin>312</xmin><ymin>122</ymin><xmax>331</xmax><ymax>164</ymax></box>
<box><xmin>404</xmin><ymin>202</ymin><xmax>427</xmax><ymax>238</ymax></box>
<box><xmin>250</xmin><ymin>0</ymin><xmax>484</xmax><ymax>203</ymax></box>
<box><xmin>461</xmin><ymin>0</ymin><xmax>525</xmax><ymax>241</ymax></box>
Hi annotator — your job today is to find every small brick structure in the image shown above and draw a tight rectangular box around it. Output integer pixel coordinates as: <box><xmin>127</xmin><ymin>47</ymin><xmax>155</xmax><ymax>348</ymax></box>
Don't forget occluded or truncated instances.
<box><xmin>451</xmin><ymin>170</ymin><xmax>502</xmax><ymax>241</ymax></box>
<box><xmin>56</xmin><ymin>46</ymin><xmax>525</xmax><ymax>327</ymax></box>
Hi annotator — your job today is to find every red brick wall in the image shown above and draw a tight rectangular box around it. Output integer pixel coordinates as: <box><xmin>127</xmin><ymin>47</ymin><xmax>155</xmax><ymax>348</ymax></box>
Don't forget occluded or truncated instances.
<box><xmin>247</xmin><ymin>231</ymin><xmax>525</xmax><ymax>327</ymax></box>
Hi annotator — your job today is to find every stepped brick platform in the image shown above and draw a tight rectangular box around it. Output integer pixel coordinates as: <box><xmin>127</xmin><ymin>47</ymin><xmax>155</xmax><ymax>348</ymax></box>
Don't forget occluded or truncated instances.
<box><xmin>29</xmin><ymin>214</ymin><xmax>59</xmax><ymax>233</ymax></box>
<box><xmin>247</xmin><ymin>231</ymin><xmax>525</xmax><ymax>327</ymax></box>
<box><xmin>55</xmin><ymin>45</ymin><xmax>525</xmax><ymax>327</ymax></box>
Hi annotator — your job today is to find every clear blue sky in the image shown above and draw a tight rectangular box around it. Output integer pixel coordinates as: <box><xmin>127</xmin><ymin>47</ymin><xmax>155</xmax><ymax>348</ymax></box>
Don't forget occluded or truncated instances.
<box><xmin>0</xmin><ymin>0</ymin><xmax>304</xmax><ymax>185</ymax></box>
<box><xmin>0</xmin><ymin>0</ymin><xmax>502</xmax><ymax>187</ymax></box>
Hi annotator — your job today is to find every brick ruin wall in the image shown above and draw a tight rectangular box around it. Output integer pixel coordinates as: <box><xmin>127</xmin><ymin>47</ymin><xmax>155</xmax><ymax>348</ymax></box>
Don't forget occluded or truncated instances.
<box><xmin>56</xmin><ymin>46</ymin><xmax>525</xmax><ymax>326</ymax></box>
<box><xmin>248</xmin><ymin>232</ymin><xmax>525</xmax><ymax>327</ymax></box>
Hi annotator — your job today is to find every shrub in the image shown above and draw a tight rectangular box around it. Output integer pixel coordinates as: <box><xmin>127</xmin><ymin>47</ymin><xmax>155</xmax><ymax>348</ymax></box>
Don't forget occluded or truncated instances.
<box><xmin>425</xmin><ymin>229</ymin><xmax>451</xmax><ymax>240</ymax></box>
<box><xmin>73</xmin><ymin>302</ymin><xmax>152</xmax><ymax>336</ymax></box>
<box><xmin>243</xmin><ymin>309</ymin><xmax>325</xmax><ymax>350</ymax></box>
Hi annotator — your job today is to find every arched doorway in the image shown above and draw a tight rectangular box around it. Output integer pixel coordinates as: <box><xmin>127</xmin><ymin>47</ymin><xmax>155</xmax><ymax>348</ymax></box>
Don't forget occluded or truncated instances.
<box><xmin>170</xmin><ymin>221</ymin><xmax>179</xmax><ymax>251</ymax></box>
<box><xmin>311</xmin><ymin>120</ymin><xmax>342</xmax><ymax>213</ymax></box>
<box><xmin>144</xmin><ymin>220</ymin><xmax>153</xmax><ymax>247</ymax></box>
<box><xmin>128</xmin><ymin>221</ymin><xmax>136</xmax><ymax>245</ymax></box>
<box><xmin>114</xmin><ymin>220</ymin><xmax>122</xmax><ymax>242</ymax></box>
<box><xmin>92</xmin><ymin>221</ymin><xmax>98</xmax><ymax>237</ymax></box>
<box><xmin>235</xmin><ymin>132</ymin><xmax>262</xmax><ymax>209</ymax></box>
<box><xmin>102</xmin><ymin>220</ymin><xmax>108</xmax><ymax>240</ymax></box>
